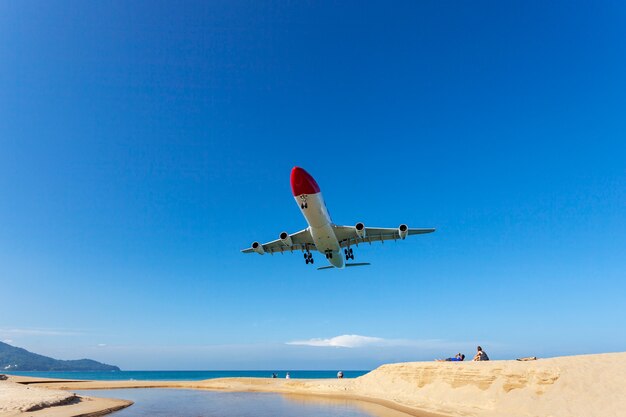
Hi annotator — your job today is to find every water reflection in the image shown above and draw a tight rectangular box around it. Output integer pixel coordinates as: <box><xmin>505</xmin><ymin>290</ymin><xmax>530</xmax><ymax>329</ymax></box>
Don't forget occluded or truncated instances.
<box><xmin>282</xmin><ymin>394</ymin><xmax>418</xmax><ymax>417</ymax></box>
<box><xmin>76</xmin><ymin>389</ymin><xmax>416</xmax><ymax>417</ymax></box>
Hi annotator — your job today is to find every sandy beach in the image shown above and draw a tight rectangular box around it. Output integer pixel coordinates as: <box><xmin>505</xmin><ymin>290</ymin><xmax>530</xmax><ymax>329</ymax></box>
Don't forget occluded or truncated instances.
<box><xmin>0</xmin><ymin>380</ymin><xmax>132</xmax><ymax>417</ymax></box>
<box><xmin>2</xmin><ymin>352</ymin><xmax>625</xmax><ymax>417</ymax></box>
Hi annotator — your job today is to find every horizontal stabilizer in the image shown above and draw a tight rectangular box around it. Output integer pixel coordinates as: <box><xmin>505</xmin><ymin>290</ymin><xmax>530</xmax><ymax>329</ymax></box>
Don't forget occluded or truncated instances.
<box><xmin>317</xmin><ymin>262</ymin><xmax>371</xmax><ymax>270</ymax></box>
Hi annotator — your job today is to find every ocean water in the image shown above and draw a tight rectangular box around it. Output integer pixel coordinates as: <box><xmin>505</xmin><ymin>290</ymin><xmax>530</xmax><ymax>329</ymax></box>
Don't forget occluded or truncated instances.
<box><xmin>4</xmin><ymin>370</ymin><xmax>368</xmax><ymax>381</ymax></box>
<box><xmin>76</xmin><ymin>389</ymin><xmax>410</xmax><ymax>417</ymax></box>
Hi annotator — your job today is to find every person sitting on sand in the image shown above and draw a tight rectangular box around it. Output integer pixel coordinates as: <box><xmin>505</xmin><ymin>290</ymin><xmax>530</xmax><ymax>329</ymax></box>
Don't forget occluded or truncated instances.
<box><xmin>337</xmin><ymin>371</ymin><xmax>344</xmax><ymax>378</ymax></box>
<box><xmin>436</xmin><ymin>353</ymin><xmax>465</xmax><ymax>362</ymax></box>
<box><xmin>285</xmin><ymin>372</ymin><xmax>290</xmax><ymax>379</ymax></box>
<box><xmin>473</xmin><ymin>346</ymin><xmax>489</xmax><ymax>361</ymax></box>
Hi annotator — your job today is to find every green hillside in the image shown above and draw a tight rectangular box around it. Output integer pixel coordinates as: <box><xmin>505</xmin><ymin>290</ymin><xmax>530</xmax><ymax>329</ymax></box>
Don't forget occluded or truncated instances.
<box><xmin>0</xmin><ymin>341</ymin><xmax>120</xmax><ymax>371</ymax></box>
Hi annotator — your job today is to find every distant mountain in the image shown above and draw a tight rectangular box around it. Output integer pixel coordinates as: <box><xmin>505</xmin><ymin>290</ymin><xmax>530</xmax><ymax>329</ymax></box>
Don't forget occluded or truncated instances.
<box><xmin>0</xmin><ymin>341</ymin><xmax>120</xmax><ymax>371</ymax></box>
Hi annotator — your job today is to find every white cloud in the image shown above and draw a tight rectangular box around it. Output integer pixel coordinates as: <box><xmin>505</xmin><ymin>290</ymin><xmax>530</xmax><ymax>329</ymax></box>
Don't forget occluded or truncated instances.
<box><xmin>287</xmin><ymin>334</ymin><xmax>387</xmax><ymax>348</ymax></box>
<box><xmin>97</xmin><ymin>343</ymin><xmax>107</xmax><ymax>347</ymax></box>
<box><xmin>0</xmin><ymin>328</ymin><xmax>80</xmax><ymax>336</ymax></box>
<box><xmin>286</xmin><ymin>334</ymin><xmax>475</xmax><ymax>352</ymax></box>
<box><xmin>2</xmin><ymin>339</ymin><xmax>13</xmax><ymax>344</ymax></box>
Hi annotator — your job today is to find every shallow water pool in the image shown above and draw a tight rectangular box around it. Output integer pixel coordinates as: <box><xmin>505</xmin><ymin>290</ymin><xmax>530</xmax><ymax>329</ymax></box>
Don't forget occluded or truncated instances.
<box><xmin>77</xmin><ymin>389</ymin><xmax>413</xmax><ymax>417</ymax></box>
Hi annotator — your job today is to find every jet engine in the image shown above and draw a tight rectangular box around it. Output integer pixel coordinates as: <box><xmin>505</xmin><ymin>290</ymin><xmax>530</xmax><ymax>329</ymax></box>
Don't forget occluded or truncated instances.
<box><xmin>251</xmin><ymin>241</ymin><xmax>265</xmax><ymax>255</ymax></box>
<box><xmin>355</xmin><ymin>222</ymin><xmax>366</xmax><ymax>238</ymax></box>
<box><xmin>398</xmin><ymin>224</ymin><xmax>409</xmax><ymax>240</ymax></box>
<box><xmin>279</xmin><ymin>231</ymin><xmax>293</xmax><ymax>247</ymax></box>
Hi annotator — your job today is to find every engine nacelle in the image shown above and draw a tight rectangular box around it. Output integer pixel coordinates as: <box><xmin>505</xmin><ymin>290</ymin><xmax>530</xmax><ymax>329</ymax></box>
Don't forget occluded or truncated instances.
<box><xmin>251</xmin><ymin>241</ymin><xmax>265</xmax><ymax>255</ymax></box>
<box><xmin>279</xmin><ymin>231</ymin><xmax>293</xmax><ymax>247</ymax></box>
<box><xmin>398</xmin><ymin>224</ymin><xmax>409</xmax><ymax>240</ymax></box>
<box><xmin>355</xmin><ymin>222</ymin><xmax>366</xmax><ymax>238</ymax></box>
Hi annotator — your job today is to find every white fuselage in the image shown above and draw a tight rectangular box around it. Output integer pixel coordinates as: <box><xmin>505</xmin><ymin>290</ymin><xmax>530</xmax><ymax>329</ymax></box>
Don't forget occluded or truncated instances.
<box><xmin>295</xmin><ymin>192</ymin><xmax>343</xmax><ymax>268</ymax></box>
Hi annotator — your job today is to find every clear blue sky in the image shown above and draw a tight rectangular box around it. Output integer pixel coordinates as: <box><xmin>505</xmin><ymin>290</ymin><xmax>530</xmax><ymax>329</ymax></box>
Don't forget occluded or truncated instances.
<box><xmin>1</xmin><ymin>1</ymin><xmax>624</xmax><ymax>370</ymax></box>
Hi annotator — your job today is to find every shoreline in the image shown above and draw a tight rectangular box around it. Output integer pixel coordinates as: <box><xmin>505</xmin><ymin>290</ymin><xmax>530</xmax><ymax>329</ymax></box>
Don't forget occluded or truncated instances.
<box><xmin>3</xmin><ymin>352</ymin><xmax>626</xmax><ymax>417</ymax></box>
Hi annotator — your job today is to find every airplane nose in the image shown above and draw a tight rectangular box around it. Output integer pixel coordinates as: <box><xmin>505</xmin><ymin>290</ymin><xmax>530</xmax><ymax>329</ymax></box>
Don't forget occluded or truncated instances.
<box><xmin>290</xmin><ymin>167</ymin><xmax>320</xmax><ymax>196</ymax></box>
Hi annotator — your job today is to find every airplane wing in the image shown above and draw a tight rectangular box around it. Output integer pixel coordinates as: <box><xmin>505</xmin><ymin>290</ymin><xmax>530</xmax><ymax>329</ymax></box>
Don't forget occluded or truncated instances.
<box><xmin>332</xmin><ymin>225</ymin><xmax>435</xmax><ymax>248</ymax></box>
<box><xmin>241</xmin><ymin>228</ymin><xmax>316</xmax><ymax>254</ymax></box>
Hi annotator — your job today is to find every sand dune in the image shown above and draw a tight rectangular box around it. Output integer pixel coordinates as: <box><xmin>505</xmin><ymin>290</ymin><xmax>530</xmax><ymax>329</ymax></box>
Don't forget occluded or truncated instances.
<box><xmin>351</xmin><ymin>352</ymin><xmax>626</xmax><ymax>417</ymax></box>
<box><xmin>0</xmin><ymin>380</ymin><xmax>131</xmax><ymax>417</ymax></box>
<box><xmin>4</xmin><ymin>352</ymin><xmax>626</xmax><ymax>417</ymax></box>
<box><xmin>0</xmin><ymin>381</ymin><xmax>76</xmax><ymax>414</ymax></box>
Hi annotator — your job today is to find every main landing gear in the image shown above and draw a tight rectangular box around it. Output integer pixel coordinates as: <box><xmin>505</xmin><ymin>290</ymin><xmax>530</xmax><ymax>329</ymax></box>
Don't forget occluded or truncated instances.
<box><xmin>344</xmin><ymin>247</ymin><xmax>354</xmax><ymax>260</ymax></box>
<box><xmin>304</xmin><ymin>251</ymin><xmax>314</xmax><ymax>264</ymax></box>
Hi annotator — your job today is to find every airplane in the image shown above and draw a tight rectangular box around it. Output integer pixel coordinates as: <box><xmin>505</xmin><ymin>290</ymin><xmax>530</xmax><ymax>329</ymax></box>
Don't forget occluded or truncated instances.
<box><xmin>241</xmin><ymin>167</ymin><xmax>435</xmax><ymax>269</ymax></box>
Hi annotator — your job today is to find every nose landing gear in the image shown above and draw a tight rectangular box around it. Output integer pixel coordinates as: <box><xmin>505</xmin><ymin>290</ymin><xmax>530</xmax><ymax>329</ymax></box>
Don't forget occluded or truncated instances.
<box><xmin>324</xmin><ymin>251</ymin><xmax>334</xmax><ymax>259</ymax></box>
<box><xmin>344</xmin><ymin>248</ymin><xmax>354</xmax><ymax>260</ymax></box>
<box><xmin>299</xmin><ymin>195</ymin><xmax>309</xmax><ymax>209</ymax></box>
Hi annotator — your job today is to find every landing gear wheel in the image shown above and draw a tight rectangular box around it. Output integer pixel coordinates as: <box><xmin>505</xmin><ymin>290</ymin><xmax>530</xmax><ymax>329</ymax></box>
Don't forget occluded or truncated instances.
<box><xmin>310</xmin><ymin>257</ymin><xmax>314</xmax><ymax>264</ymax></box>
<box><xmin>305</xmin><ymin>258</ymin><xmax>309</xmax><ymax>264</ymax></box>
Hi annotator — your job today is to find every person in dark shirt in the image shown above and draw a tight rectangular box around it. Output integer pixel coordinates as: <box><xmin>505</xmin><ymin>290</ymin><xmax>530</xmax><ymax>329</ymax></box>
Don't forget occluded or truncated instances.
<box><xmin>473</xmin><ymin>346</ymin><xmax>490</xmax><ymax>361</ymax></box>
